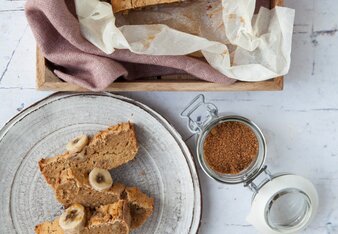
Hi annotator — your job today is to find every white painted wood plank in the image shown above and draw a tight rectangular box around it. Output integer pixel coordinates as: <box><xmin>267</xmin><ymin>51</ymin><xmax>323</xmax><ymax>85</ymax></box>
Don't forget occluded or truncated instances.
<box><xmin>0</xmin><ymin>89</ymin><xmax>51</xmax><ymax>128</ymax></box>
<box><xmin>0</xmin><ymin>1</ymin><xmax>25</xmax><ymax>12</ymax></box>
<box><xmin>0</xmin><ymin>28</ymin><xmax>36</xmax><ymax>88</ymax></box>
<box><xmin>0</xmin><ymin>11</ymin><xmax>28</xmax><ymax>84</ymax></box>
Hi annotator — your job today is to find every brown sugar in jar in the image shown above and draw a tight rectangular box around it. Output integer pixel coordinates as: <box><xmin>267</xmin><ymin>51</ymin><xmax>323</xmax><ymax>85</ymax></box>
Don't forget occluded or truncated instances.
<box><xmin>203</xmin><ymin>121</ymin><xmax>259</xmax><ymax>174</ymax></box>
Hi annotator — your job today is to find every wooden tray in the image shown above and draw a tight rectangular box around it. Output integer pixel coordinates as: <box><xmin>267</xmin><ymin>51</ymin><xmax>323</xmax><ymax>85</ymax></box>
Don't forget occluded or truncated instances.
<box><xmin>36</xmin><ymin>0</ymin><xmax>284</xmax><ymax>92</ymax></box>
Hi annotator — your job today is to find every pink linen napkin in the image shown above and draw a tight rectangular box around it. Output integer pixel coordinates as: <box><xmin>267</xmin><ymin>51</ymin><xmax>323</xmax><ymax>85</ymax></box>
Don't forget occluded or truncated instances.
<box><xmin>25</xmin><ymin>0</ymin><xmax>236</xmax><ymax>91</ymax></box>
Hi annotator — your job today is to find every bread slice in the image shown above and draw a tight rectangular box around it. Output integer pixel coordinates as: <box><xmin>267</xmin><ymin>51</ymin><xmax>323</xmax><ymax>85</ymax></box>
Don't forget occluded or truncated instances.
<box><xmin>125</xmin><ymin>187</ymin><xmax>155</xmax><ymax>229</ymax></box>
<box><xmin>87</xmin><ymin>201</ymin><xmax>131</xmax><ymax>233</ymax></box>
<box><xmin>34</xmin><ymin>219</ymin><xmax>63</xmax><ymax>234</ymax></box>
<box><xmin>39</xmin><ymin>122</ymin><xmax>138</xmax><ymax>189</ymax></box>
<box><xmin>55</xmin><ymin>168</ymin><xmax>126</xmax><ymax>208</ymax></box>
<box><xmin>111</xmin><ymin>0</ymin><xmax>183</xmax><ymax>13</ymax></box>
<box><xmin>54</xmin><ymin>167</ymin><xmax>154</xmax><ymax>229</ymax></box>
<box><xmin>35</xmin><ymin>200</ymin><xmax>131</xmax><ymax>234</ymax></box>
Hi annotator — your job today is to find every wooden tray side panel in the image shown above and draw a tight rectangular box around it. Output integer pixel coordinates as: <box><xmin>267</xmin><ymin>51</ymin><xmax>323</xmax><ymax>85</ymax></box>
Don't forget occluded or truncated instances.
<box><xmin>36</xmin><ymin>48</ymin><xmax>45</xmax><ymax>89</ymax></box>
<box><xmin>36</xmin><ymin>0</ymin><xmax>284</xmax><ymax>92</ymax></box>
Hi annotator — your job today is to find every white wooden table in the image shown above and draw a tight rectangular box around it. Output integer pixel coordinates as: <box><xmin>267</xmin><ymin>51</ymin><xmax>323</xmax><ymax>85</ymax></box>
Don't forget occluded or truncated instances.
<box><xmin>1</xmin><ymin>0</ymin><xmax>338</xmax><ymax>233</ymax></box>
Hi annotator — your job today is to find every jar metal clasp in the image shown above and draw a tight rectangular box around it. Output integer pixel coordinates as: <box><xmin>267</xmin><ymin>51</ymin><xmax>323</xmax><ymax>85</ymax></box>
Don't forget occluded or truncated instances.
<box><xmin>180</xmin><ymin>94</ymin><xmax>218</xmax><ymax>133</ymax></box>
<box><xmin>244</xmin><ymin>165</ymin><xmax>273</xmax><ymax>193</ymax></box>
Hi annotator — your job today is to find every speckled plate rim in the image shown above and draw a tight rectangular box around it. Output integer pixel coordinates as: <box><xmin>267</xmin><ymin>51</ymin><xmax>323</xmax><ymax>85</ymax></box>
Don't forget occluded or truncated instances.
<box><xmin>0</xmin><ymin>92</ymin><xmax>202</xmax><ymax>234</ymax></box>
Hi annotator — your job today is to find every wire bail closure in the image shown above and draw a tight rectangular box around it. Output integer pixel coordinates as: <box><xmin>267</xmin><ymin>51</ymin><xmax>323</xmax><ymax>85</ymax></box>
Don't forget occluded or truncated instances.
<box><xmin>180</xmin><ymin>94</ymin><xmax>218</xmax><ymax>133</ymax></box>
<box><xmin>244</xmin><ymin>165</ymin><xmax>273</xmax><ymax>192</ymax></box>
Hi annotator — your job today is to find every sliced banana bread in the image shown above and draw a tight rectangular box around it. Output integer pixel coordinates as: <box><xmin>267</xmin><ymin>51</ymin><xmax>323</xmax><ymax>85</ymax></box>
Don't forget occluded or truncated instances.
<box><xmin>54</xmin><ymin>167</ymin><xmax>154</xmax><ymax>229</ymax></box>
<box><xmin>39</xmin><ymin>122</ymin><xmax>138</xmax><ymax>189</ymax></box>
<box><xmin>125</xmin><ymin>187</ymin><xmax>155</xmax><ymax>229</ymax></box>
<box><xmin>35</xmin><ymin>201</ymin><xmax>131</xmax><ymax>234</ymax></box>
<box><xmin>37</xmin><ymin>122</ymin><xmax>153</xmax><ymax>231</ymax></box>
<box><xmin>55</xmin><ymin>168</ymin><xmax>125</xmax><ymax>208</ymax></box>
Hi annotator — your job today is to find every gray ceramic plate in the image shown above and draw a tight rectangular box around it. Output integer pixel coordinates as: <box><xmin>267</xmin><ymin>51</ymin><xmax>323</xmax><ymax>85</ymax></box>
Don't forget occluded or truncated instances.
<box><xmin>0</xmin><ymin>92</ymin><xmax>201</xmax><ymax>234</ymax></box>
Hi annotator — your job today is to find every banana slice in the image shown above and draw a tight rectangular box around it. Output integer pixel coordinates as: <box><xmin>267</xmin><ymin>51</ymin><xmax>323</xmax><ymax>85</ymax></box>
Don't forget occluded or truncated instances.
<box><xmin>59</xmin><ymin>204</ymin><xmax>86</xmax><ymax>234</ymax></box>
<box><xmin>89</xmin><ymin>168</ymin><xmax>113</xmax><ymax>192</ymax></box>
<box><xmin>66</xmin><ymin>135</ymin><xmax>88</xmax><ymax>154</ymax></box>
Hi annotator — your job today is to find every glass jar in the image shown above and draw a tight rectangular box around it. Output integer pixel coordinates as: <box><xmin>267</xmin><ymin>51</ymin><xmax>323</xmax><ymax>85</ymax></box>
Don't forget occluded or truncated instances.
<box><xmin>181</xmin><ymin>94</ymin><xmax>318</xmax><ymax>234</ymax></box>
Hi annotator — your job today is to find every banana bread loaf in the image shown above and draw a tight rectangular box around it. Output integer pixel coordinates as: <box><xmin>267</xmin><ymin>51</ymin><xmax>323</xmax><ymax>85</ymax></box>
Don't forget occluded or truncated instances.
<box><xmin>111</xmin><ymin>0</ymin><xmax>183</xmax><ymax>13</ymax></box>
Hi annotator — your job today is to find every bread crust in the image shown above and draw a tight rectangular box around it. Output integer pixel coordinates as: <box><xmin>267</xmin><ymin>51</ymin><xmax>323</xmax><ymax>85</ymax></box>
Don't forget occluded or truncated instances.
<box><xmin>111</xmin><ymin>0</ymin><xmax>183</xmax><ymax>13</ymax></box>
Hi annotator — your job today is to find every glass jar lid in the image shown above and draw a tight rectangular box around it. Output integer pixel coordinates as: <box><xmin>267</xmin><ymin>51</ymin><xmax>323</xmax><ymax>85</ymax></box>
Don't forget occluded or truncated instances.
<box><xmin>247</xmin><ymin>174</ymin><xmax>318</xmax><ymax>234</ymax></box>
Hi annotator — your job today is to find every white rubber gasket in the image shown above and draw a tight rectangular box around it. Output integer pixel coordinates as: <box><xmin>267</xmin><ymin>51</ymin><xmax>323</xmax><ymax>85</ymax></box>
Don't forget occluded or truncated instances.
<box><xmin>246</xmin><ymin>175</ymin><xmax>318</xmax><ymax>234</ymax></box>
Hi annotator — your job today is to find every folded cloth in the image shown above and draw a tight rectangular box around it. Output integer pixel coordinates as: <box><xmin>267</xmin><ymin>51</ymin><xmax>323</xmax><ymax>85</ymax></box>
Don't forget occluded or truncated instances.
<box><xmin>25</xmin><ymin>0</ymin><xmax>235</xmax><ymax>91</ymax></box>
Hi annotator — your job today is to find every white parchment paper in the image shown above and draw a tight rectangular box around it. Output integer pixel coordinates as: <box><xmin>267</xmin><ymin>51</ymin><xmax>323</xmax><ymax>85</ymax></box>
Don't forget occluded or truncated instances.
<box><xmin>75</xmin><ymin>0</ymin><xmax>295</xmax><ymax>81</ymax></box>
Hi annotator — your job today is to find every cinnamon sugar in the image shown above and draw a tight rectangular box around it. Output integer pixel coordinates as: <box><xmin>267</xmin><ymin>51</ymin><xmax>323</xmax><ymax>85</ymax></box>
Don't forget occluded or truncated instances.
<box><xmin>203</xmin><ymin>121</ymin><xmax>259</xmax><ymax>174</ymax></box>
